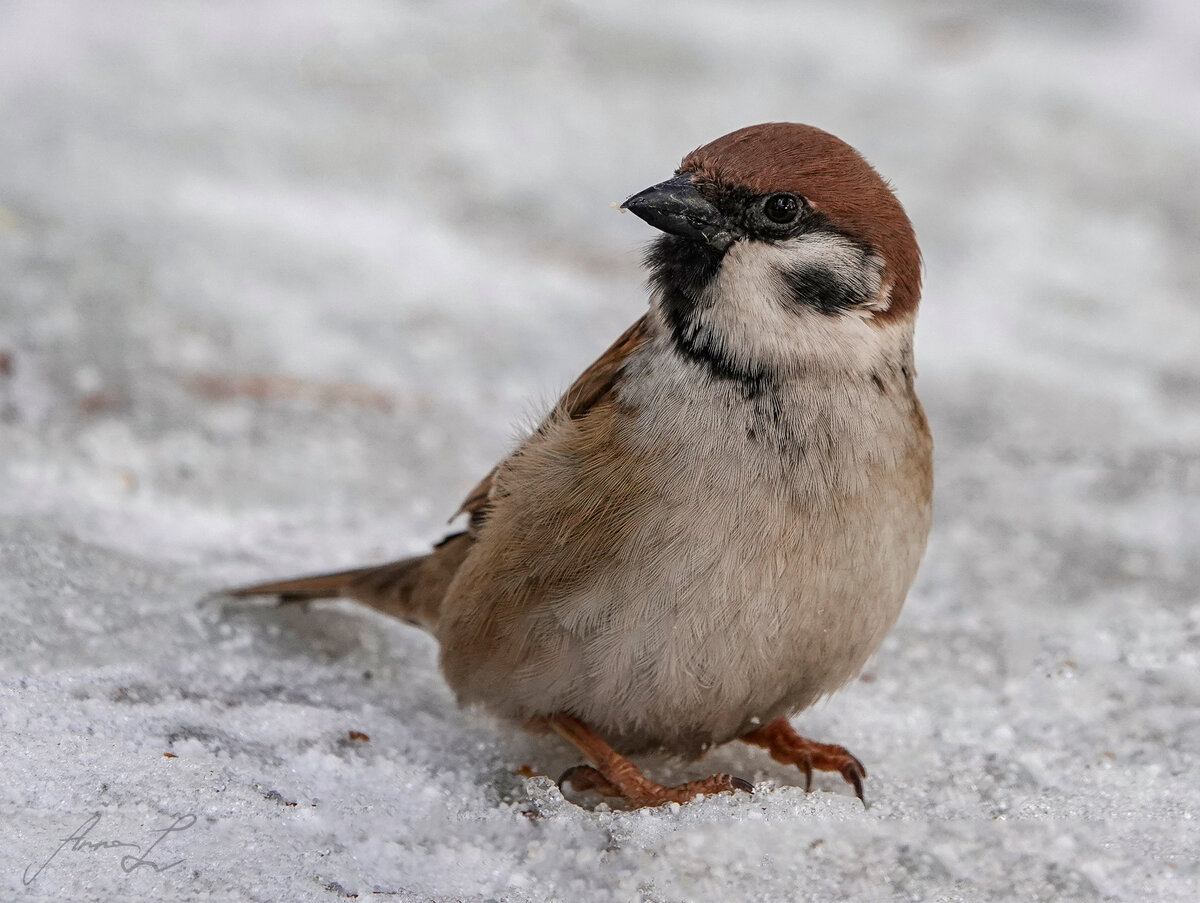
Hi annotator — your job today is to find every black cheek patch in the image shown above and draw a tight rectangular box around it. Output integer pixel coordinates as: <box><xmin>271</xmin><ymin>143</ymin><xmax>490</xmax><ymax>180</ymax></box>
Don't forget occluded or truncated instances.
<box><xmin>781</xmin><ymin>264</ymin><xmax>873</xmax><ymax>315</ymax></box>
<box><xmin>778</xmin><ymin>228</ymin><xmax>881</xmax><ymax>316</ymax></box>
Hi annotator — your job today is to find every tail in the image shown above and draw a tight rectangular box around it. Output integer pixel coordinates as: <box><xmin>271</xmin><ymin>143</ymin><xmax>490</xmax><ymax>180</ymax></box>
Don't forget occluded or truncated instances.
<box><xmin>226</xmin><ymin>566</ymin><xmax>385</xmax><ymax>603</ymax></box>
<box><xmin>225</xmin><ymin>531</ymin><xmax>473</xmax><ymax>630</ymax></box>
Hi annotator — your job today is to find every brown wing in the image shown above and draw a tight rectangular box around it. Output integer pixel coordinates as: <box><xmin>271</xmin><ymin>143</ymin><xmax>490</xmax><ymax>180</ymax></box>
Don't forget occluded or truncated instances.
<box><xmin>456</xmin><ymin>315</ymin><xmax>650</xmax><ymax>528</ymax></box>
<box><xmin>228</xmin><ymin>316</ymin><xmax>650</xmax><ymax>624</ymax></box>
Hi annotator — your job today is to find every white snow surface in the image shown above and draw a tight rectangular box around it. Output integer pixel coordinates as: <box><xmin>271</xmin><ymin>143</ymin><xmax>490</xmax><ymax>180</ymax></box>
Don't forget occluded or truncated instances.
<box><xmin>2</xmin><ymin>2</ymin><xmax>1199</xmax><ymax>901</ymax></box>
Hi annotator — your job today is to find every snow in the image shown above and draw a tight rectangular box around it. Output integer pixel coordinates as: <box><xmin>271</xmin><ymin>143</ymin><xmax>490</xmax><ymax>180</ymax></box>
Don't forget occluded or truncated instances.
<box><xmin>2</xmin><ymin>1</ymin><xmax>1198</xmax><ymax>900</ymax></box>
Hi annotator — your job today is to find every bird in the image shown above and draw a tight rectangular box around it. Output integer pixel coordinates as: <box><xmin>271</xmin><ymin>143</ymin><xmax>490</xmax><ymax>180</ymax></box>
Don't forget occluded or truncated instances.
<box><xmin>227</xmin><ymin>122</ymin><xmax>933</xmax><ymax>808</ymax></box>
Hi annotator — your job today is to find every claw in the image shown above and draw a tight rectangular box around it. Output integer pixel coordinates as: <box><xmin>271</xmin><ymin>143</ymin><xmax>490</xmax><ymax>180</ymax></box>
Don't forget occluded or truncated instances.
<box><xmin>556</xmin><ymin>764</ymin><xmax>588</xmax><ymax>792</ymax></box>
<box><xmin>847</xmin><ymin>768</ymin><xmax>865</xmax><ymax>804</ymax></box>
<box><xmin>557</xmin><ymin>764</ymin><xmax>619</xmax><ymax>797</ymax></box>
<box><xmin>841</xmin><ymin>755</ymin><xmax>867</xmax><ymax>805</ymax></box>
<box><xmin>741</xmin><ymin>718</ymin><xmax>870</xmax><ymax>802</ymax></box>
<box><xmin>730</xmin><ymin>776</ymin><xmax>755</xmax><ymax>794</ymax></box>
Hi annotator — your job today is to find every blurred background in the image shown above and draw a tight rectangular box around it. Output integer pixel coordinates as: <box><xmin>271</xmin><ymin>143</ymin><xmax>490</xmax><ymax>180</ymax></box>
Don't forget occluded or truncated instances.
<box><xmin>1</xmin><ymin>2</ymin><xmax>1197</xmax><ymax>901</ymax></box>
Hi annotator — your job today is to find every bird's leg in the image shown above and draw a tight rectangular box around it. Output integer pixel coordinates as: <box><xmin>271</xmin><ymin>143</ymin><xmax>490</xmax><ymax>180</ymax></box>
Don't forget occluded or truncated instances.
<box><xmin>741</xmin><ymin>718</ymin><xmax>867</xmax><ymax>803</ymax></box>
<box><xmin>547</xmin><ymin>713</ymin><xmax>753</xmax><ymax>808</ymax></box>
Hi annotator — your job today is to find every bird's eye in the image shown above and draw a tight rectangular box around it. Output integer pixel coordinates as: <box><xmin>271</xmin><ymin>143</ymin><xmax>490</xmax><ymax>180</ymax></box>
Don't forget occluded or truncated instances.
<box><xmin>763</xmin><ymin>193</ymin><xmax>800</xmax><ymax>224</ymax></box>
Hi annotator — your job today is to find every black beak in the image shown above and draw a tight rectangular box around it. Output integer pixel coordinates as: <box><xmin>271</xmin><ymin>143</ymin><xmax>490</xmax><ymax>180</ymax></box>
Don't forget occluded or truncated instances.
<box><xmin>621</xmin><ymin>175</ymin><xmax>733</xmax><ymax>250</ymax></box>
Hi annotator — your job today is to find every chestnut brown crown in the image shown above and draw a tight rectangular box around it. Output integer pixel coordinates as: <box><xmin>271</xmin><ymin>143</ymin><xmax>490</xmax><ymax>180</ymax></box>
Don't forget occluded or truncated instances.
<box><xmin>681</xmin><ymin>123</ymin><xmax>922</xmax><ymax>320</ymax></box>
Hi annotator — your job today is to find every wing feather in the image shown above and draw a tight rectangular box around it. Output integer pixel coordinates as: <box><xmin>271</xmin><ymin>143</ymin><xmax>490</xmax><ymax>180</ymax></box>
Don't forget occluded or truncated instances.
<box><xmin>456</xmin><ymin>315</ymin><xmax>649</xmax><ymax>527</ymax></box>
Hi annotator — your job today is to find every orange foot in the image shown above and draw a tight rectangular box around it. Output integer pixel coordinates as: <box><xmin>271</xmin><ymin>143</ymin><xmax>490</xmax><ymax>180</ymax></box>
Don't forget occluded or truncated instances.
<box><xmin>741</xmin><ymin>718</ymin><xmax>867</xmax><ymax>803</ymax></box>
<box><xmin>548</xmin><ymin>713</ymin><xmax>753</xmax><ymax>808</ymax></box>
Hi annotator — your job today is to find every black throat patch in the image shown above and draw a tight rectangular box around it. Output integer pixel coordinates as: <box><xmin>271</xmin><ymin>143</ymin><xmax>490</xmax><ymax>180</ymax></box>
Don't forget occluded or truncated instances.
<box><xmin>644</xmin><ymin>235</ymin><xmax>771</xmax><ymax>396</ymax></box>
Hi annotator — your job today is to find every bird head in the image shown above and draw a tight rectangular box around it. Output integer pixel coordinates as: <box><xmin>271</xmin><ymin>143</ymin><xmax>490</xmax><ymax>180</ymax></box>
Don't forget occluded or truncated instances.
<box><xmin>623</xmin><ymin>123</ymin><xmax>921</xmax><ymax>382</ymax></box>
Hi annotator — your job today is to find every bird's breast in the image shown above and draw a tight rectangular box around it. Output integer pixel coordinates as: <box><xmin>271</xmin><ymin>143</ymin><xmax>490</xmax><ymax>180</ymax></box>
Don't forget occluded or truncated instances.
<box><xmin>438</xmin><ymin>337</ymin><xmax>932</xmax><ymax>756</ymax></box>
<box><xmin>582</xmin><ymin>342</ymin><xmax>931</xmax><ymax>746</ymax></box>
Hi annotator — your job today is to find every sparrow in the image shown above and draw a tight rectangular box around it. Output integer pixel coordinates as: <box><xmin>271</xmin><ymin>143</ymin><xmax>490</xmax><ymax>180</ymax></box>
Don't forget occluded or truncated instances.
<box><xmin>228</xmin><ymin>123</ymin><xmax>933</xmax><ymax>808</ymax></box>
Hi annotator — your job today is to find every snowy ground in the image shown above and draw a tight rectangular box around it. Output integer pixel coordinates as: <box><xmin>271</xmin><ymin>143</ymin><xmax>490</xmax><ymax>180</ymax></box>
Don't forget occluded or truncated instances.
<box><xmin>2</xmin><ymin>1</ymin><xmax>1199</xmax><ymax>900</ymax></box>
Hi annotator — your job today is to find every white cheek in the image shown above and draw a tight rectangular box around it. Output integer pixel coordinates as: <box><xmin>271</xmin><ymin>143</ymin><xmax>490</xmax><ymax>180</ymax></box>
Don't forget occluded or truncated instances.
<box><xmin>695</xmin><ymin>236</ymin><xmax>903</xmax><ymax>374</ymax></box>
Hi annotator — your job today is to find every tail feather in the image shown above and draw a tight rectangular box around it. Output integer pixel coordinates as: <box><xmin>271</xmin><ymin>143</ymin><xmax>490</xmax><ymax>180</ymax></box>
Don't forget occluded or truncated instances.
<box><xmin>226</xmin><ymin>566</ymin><xmax>391</xmax><ymax>603</ymax></box>
<box><xmin>223</xmin><ymin>531</ymin><xmax>473</xmax><ymax>630</ymax></box>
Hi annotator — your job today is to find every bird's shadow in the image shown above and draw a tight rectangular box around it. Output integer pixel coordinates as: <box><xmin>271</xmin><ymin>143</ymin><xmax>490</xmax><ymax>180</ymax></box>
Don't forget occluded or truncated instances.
<box><xmin>206</xmin><ymin>593</ymin><xmax>374</xmax><ymax>661</ymax></box>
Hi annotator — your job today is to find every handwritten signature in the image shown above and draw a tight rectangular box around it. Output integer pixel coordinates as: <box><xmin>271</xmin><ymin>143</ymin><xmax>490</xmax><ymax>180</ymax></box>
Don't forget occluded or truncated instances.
<box><xmin>22</xmin><ymin>812</ymin><xmax>197</xmax><ymax>886</ymax></box>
